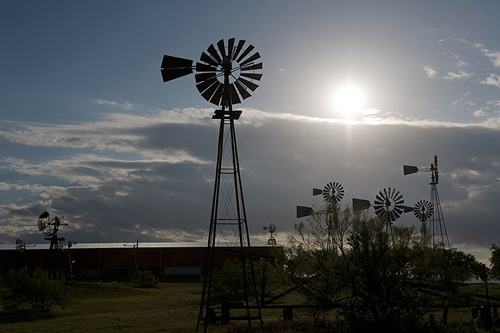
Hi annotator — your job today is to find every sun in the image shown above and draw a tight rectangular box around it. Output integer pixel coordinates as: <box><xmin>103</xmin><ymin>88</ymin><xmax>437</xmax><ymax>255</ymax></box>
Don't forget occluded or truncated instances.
<box><xmin>333</xmin><ymin>86</ymin><xmax>364</xmax><ymax>119</ymax></box>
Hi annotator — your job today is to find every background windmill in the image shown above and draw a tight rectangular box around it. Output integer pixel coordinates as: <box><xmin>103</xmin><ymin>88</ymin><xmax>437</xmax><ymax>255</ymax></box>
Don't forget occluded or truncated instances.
<box><xmin>263</xmin><ymin>223</ymin><xmax>277</xmax><ymax>246</ymax></box>
<box><xmin>37</xmin><ymin>211</ymin><xmax>67</xmax><ymax>250</ymax></box>
<box><xmin>352</xmin><ymin>187</ymin><xmax>413</xmax><ymax>234</ymax></box>
<box><xmin>297</xmin><ymin>181</ymin><xmax>345</xmax><ymax>251</ymax></box>
<box><xmin>313</xmin><ymin>181</ymin><xmax>344</xmax><ymax>203</ymax></box>
<box><xmin>413</xmin><ymin>199</ymin><xmax>433</xmax><ymax>246</ymax></box>
<box><xmin>161</xmin><ymin>38</ymin><xmax>263</xmax><ymax>332</ymax></box>
<box><xmin>403</xmin><ymin>155</ymin><xmax>450</xmax><ymax>248</ymax></box>
<box><xmin>297</xmin><ymin>181</ymin><xmax>345</xmax><ymax>218</ymax></box>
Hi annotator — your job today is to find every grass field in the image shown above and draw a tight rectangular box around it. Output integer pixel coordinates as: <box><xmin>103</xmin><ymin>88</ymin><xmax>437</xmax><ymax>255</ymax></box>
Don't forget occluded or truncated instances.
<box><xmin>1</xmin><ymin>279</ymin><xmax>499</xmax><ymax>332</ymax></box>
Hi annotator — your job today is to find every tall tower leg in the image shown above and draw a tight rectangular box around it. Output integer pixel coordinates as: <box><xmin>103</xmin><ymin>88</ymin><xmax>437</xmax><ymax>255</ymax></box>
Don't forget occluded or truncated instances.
<box><xmin>197</xmin><ymin>107</ymin><xmax>263</xmax><ymax>332</ymax></box>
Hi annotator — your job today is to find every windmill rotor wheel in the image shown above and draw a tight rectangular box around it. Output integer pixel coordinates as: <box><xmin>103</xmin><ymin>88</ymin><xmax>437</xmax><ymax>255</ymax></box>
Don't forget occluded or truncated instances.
<box><xmin>195</xmin><ymin>38</ymin><xmax>263</xmax><ymax>106</ymax></box>
<box><xmin>414</xmin><ymin>200</ymin><xmax>433</xmax><ymax>221</ymax></box>
<box><xmin>373</xmin><ymin>187</ymin><xmax>405</xmax><ymax>222</ymax></box>
<box><xmin>322</xmin><ymin>181</ymin><xmax>344</xmax><ymax>203</ymax></box>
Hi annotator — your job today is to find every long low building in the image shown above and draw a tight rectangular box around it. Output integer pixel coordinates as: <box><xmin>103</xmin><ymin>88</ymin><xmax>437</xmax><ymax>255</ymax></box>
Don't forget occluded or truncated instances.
<box><xmin>0</xmin><ymin>242</ymin><xmax>279</xmax><ymax>280</ymax></box>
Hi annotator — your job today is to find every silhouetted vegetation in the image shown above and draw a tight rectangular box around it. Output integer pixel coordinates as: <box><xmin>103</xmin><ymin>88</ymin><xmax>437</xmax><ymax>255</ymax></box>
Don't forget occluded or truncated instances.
<box><xmin>211</xmin><ymin>257</ymin><xmax>283</xmax><ymax>303</ymax></box>
<box><xmin>132</xmin><ymin>270</ymin><xmax>159</xmax><ymax>288</ymax></box>
<box><xmin>280</xmin><ymin>202</ymin><xmax>485</xmax><ymax>332</ymax></box>
<box><xmin>1</xmin><ymin>268</ymin><xmax>68</xmax><ymax>320</ymax></box>
<box><xmin>491</xmin><ymin>244</ymin><xmax>500</xmax><ymax>280</ymax></box>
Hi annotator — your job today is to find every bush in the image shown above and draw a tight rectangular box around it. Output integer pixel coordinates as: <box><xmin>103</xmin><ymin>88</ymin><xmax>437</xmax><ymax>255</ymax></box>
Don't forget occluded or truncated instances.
<box><xmin>131</xmin><ymin>271</ymin><xmax>158</xmax><ymax>288</ymax></box>
<box><xmin>2</xmin><ymin>268</ymin><xmax>68</xmax><ymax>316</ymax></box>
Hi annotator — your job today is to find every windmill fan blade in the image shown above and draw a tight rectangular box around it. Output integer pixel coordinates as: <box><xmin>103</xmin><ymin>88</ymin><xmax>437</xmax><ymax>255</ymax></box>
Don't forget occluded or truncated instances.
<box><xmin>228</xmin><ymin>83</ymin><xmax>242</xmax><ymax>105</ymax></box>
<box><xmin>375</xmin><ymin>207</ymin><xmax>386</xmax><ymax>216</ymax></box>
<box><xmin>217</xmin><ymin>39</ymin><xmax>226</xmax><ymax>58</ymax></box>
<box><xmin>241</xmin><ymin>62</ymin><xmax>263</xmax><ymax>71</ymax></box>
<box><xmin>239</xmin><ymin>52</ymin><xmax>261</xmax><ymax>67</ymax></box>
<box><xmin>196</xmin><ymin>62</ymin><xmax>217</xmax><ymax>72</ymax></box>
<box><xmin>210</xmin><ymin>84</ymin><xmax>224</xmax><ymax>105</ymax></box>
<box><xmin>200</xmin><ymin>51</ymin><xmax>219</xmax><ymax>67</ymax></box>
<box><xmin>227</xmin><ymin>38</ymin><xmax>235</xmax><ymax>59</ymax></box>
<box><xmin>393</xmin><ymin>205</ymin><xmax>404</xmax><ymax>216</ymax></box>
<box><xmin>195</xmin><ymin>72</ymin><xmax>217</xmax><ymax>84</ymax></box>
<box><xmin>201</xmin><ymin>81</ymin><xmax>221</xmax><ymax>102</ymax></box>
<box><xmin>236</xmin><ymin>44</ymin><xmax>255</xmax><ymax>63</ymax></box>
<box><xmin>333</xmin><ymin>182</ymin><xmax>345</xmax><ymax>202</ymax></box>
<box><xmin>39</xmin><ymin>211</ymin><xmax>50</xmax><ymax>219</ymax></box>
<box><xmin>196</xmin><ymin>77</ymin><xmax>218</xmax><ymax>95</ymax></box>
<box><xmin>234</xmin><ymin>80</ymin><xmax>252</xmax><ymax>100</ymax></box>
<box><xmin>207</xmin><ymin>44</ymin><xmax>222</xmax><ymax>64</ymax></box>
<box><xmin>240</xmin><ymin>72</ymin><xmax>263</xmax><ymax>81</ymax></box>
<box><xmin>238</xmin><ymin>77</ymin><xmax>259</xmax><ymax>91</ymax></box>
<box><xmin>390</xmin><ymin>210</ymin><xmax>401</xmax><ymax>221</ymax></box>
<box><xmin>232</xmin><ymin>39</ymin><xmax>246</xmax><ymax>60</ymax></box>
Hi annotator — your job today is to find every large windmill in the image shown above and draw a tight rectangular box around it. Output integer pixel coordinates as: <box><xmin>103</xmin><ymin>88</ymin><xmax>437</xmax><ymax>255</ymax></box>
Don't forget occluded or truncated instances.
<box><xmin>403</xmin><ymin>155</ymin><xmax>450</xmax><ymax>248</ymax></box>
<box><xmin>161</xmin><ymin>38</ymin><xmax>263</xmax><ymax>332</ymax></box>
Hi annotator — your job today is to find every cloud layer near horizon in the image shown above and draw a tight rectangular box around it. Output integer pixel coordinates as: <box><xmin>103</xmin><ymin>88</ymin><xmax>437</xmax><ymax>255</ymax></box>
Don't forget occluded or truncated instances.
<box><xmin>0</xmin><ymin>107</ymin><xmax>499</xmax><ymax>263</ymax></box>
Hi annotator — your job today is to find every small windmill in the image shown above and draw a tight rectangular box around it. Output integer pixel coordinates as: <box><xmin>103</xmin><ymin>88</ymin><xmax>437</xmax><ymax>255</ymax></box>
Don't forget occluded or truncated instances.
<box><xmin>297</xmin><ymin>181</ymin><xmax>345</xmax><ymax>251</ymax></box>
<box><xmin>352</xmin><ymin>187</ymin><xmax>413</xmax><ymax>234</ymax></box>
<box><xmin>37</xmin><ymin>211</ymin><xmax>67</xmax><ymax>250</ymax></box>
<box><xmin>313</xmin><ymin>181</ymin><xmax>345</xmax><ymax>203</ymax></box>
<box><xmin>297</xmin><ymin>181</ymin><xmax>345</xmax><ymax>218</ymax></box>
<box><xmin>413</xmin><ymin>199</ymin><xmax>433</xmax><ymax>246</ymax></box>
<box><xmin>161</xmin><ymin>38</ymin><xmax>263</xmax><ymax>332</ymax></box>
<box><xmin>263</xmin><ymin>223</ymin><xmax>277</xmax><ymax>246</ymax></box>
<box><xmin>403</xmin><ymin>155</ymin><xmax>449</xmax><ymax>248</ymax></box>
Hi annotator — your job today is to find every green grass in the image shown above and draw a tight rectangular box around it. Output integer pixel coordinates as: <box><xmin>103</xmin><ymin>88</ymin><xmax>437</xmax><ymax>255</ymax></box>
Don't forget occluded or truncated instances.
<box><xmin>1</xmin><ymin>281</ymin><xmax>499</xmax><ymax>332</ymax></box>
<box><xmin>1</xmin><ymin>280</ymin><xmax>202</xmax><ymax>333</ymax></box>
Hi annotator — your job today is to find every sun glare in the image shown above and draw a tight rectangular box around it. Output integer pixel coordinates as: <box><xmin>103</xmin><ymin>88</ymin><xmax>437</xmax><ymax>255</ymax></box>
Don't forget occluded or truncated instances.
<box><xmin>333</xmin><ymin>86</ymin><xmax>364</xmax><ymax>119</ymax></box>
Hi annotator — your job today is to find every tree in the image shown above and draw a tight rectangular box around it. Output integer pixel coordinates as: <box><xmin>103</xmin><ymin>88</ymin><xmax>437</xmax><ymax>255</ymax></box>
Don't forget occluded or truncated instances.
<box><xmin>2</xmin><ymin>268</ymin><xmax>68</xmax><ymax>316</ymax></box>
<box><xmin>285</xmin><ymin>201</ymin><xmax>480</xmax><ymax>332</ymax></box>
<box><xmin>491</xmin><ymin>244</ymin><xmax>500</xmax><ymax>280</ymax></box>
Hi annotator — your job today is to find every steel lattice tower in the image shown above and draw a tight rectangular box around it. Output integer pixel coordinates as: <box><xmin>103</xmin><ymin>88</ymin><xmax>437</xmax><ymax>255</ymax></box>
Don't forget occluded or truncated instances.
<box><xmin>403</xmin><ymin>155</ymin><xmax>450</xmax><ymax>248</ymax></box>
<box><xmin>160</xmin><ymin>38</ymin><xmax>263</xmax><ymax>332</ymax></box>
<box><xmin>429</xmin><ymin>156</ymin><xmax>450</xmax><ymax>248</ymax></box>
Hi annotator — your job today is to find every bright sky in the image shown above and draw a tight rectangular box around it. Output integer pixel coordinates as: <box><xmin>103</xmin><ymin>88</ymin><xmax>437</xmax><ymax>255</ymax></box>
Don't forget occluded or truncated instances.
<box><xmin>1</xmin><ymin>1</ymin><xmax>499</xmax><ymax>262</ymax></box>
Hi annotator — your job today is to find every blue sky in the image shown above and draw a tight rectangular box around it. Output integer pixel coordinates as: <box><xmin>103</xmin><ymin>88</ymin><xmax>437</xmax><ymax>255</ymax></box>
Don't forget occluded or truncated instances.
<box><xmin>1</xmin><ymin>1</ymin><xmax>499</xmax><ymax>262</ymax></box>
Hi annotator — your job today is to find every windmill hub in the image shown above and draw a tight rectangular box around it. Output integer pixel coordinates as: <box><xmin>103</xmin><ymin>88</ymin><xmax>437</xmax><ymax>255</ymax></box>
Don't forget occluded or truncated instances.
<box><xmin>222</xmin><ymin>56</ymin><xmax>232</xmax><ymax>74</ymax></box>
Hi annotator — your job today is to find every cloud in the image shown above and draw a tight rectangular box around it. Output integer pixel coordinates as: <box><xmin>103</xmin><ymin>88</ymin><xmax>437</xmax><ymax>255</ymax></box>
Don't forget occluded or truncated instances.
<box><xmin>466</xmin><ymin>38</ymin><xmax>500</xmax><ymax>67</ymax></box>
<box><xmin>423</xmin><ymin>65</ymin><xmax>437</xmax><ymax>78</ymax></box>
<box><xmin>1</xmin><ymin>107</ymin><xmax>499</xmax><ymax>269</ymax></box>
<box><xmin>484</xmin><ymin>51</ymin><xmax>500</xmax><ymax>68</ymax></box>
<box><xmin>94</xmin><ymin>99</ymin><xmax>134</xmax><ymax>110</ymax></box>
<box><xmin>481</xmin><ymin>74</ymin><xmax>500</xmax><ymax>88</ymax></box>
<box><xmin>473</xmin><ymin>109</ymin><xmax>486</xmax><ymax>117</ymax></box>
<box><xmin>442</xmin><ymin>71</ymin><xmax>472</xmax><ymax>80</ymax></box>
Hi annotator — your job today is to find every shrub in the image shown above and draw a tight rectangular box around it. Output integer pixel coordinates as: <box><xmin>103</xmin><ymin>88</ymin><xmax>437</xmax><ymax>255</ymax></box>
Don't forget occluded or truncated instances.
<box><xmin>131</xmin><ymin>271</ymin><xmax>158</xmax><ymax>288</ymax></box>
<box><xmin>2</xmin><ymin>268</ymin><xmax>68</xmax><ymax>316</ymax></box>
